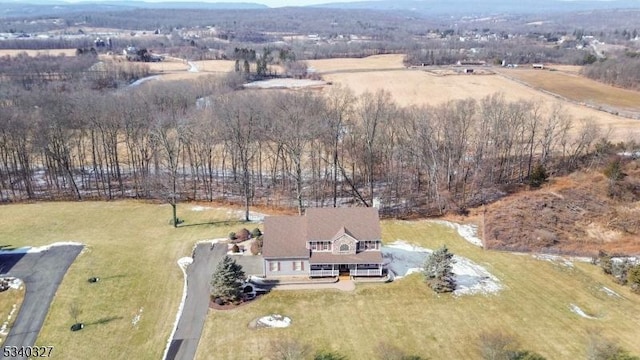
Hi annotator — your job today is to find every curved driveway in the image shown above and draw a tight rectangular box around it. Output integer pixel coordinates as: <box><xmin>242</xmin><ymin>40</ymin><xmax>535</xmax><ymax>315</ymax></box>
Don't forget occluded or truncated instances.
<box><xmin>0</xmin><ymin>245</ymin><xmax>83</xmax><ymax>360</ymax></box>
<box><xmin>165</xmin><ymin>243</ymin><xmax>226</xmax><ymax>360</ymax></box>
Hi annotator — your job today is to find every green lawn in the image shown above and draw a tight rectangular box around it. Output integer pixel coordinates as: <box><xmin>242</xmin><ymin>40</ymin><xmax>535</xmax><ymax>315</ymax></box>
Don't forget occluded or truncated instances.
<box><xmin>197</xmin><ymin>220</ymin><xmax>640</xmax><ymax>359</ymax></box>
<box><xmin>0</xmin><ymin>201</ymin><xmax>247</xmax><ymax>360</ymax></box>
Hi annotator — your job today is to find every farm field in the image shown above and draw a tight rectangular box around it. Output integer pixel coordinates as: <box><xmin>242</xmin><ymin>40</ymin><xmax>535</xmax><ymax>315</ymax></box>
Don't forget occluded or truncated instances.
<box><xmin>0</xmin><ymin>48</ymin><xmax>77</xmax><ymax>57</ymax></box>
<box><xmin>196</xmin><ymin>219</ymin><xmax>640</xmax><ymax>359</ymax></box>
<box><xmin>495</xmin><ymin>67</ymin><xmax>640</xmax><ymax>112</ymax></box>
<box><xmin>321</xmin><ymin>65</ymin><xmax>640</xmax><ymax>142</ymax></box>
<box><xmin>307</xmin><ymin>54</ymin><xmax>405</xmax><ymax>73</ymax></box>
<box><xmin>0</xmin><ymin>201</ymin><xmax>248</xmax><ymax>360</ymax></box>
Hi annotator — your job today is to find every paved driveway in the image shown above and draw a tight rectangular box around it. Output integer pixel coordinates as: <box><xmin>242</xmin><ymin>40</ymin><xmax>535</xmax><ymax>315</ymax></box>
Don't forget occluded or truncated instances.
<box><xmin>165</xmin><ymin>243</ymin><xmax>226</xmax><ymax>360</ymax></box>
<box><xmin>0</xmin><ymin>245</ymin><xmax>83</xmax><ymax>360</ymax></box>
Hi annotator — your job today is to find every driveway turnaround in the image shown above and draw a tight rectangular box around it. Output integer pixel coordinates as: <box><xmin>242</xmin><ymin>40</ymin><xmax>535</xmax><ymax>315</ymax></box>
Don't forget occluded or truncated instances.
<box><xmin>0</xmin><ymin>244</ymin><xmax>83</xmax><ymax>360</ymax></box>
<box><xmin>165</xmin><ymin>243</ymin><xmax>226</xmax><ymax>360</ymax></box>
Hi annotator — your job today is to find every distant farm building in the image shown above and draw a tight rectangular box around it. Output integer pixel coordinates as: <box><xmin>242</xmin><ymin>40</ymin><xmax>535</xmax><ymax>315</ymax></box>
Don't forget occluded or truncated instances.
<box><xmin>457</xmin><ymin>60</ymin><xmax>486</xmax><ymax>66</ymax></box>
<box><xmin>532</xmin><ymin>63</ymin><xmax>545</xmax><ymax>69</ymax></box>
<box><xmin>464</xmin><ymin>68</ymin><xmax>474</xmax><ymax>74</ymax></box>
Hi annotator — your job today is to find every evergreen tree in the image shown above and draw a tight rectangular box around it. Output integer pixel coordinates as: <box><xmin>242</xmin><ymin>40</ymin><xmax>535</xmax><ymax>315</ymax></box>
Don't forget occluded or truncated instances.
<box><xmin>210</xmin><ymin>256</ymin><xmax>246</xmax><ymax>304</ymax></box>
<box><xmin>423</xmin><ymin>245</ymin><xmax>456</xmax><ymax>293</ymax></box>
<box><xmin>529</xmin><ymin>163</ymin><xmax>548</xmax><ymax>188</ymax></box>
<box><xmin>628</xmin><ymin>265</ymin><xmax>640</xmax><ymax>294</ymax></box>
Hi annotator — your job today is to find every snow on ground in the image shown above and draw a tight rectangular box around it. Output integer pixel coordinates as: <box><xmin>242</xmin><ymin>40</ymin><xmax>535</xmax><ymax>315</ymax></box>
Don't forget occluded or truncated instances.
<box><xmin>131</xmin><ymin>307</ymin><xmax>143</xmax><ymax>327</ymax></box>
<box><xmin>228</xmin><ymin>209</ymin><xmax>267</xmax><ymax>222</ymax></box>
<box><xmin>382</xmin><ymin>240</ymin><xmax>502</xmax><ymax>296</ymax></box>
<box><xmin>7</xmin><ymin>278</ymin><xmax>22</xmax><ymax>290</ymax></box>
<box><xmin>191</xmin><ymin>206</ymin><xmax>212</xmax><ymax>212</ymax></box>
<box><xmin>162</xmin><ymin>257</ymin><xmax>192</xmax><ymax>360</ymax></box>
<box><xmin>0</xmin><ymin>304</ymin><xmax>17</xmax><ymax>337</ymax></box>
<box><xmin>570</xmin><ymin>304</ymin><xmax>597</xmax><ymax>319</ymax></box>
<box><xmin>257</xmin><ymin>314</ymin><xmax>291</xmax><ymax>328</ymax></box>
<box><xmin>128</xmin><ymin>75</ymin><xmax>160</xmax><ymax>87</ymax></box>
<box><xmin>532</xmin><ymin>254</ymin><xmax>592</xmax><ymax>267</ymax></box>
<box><xmin>431</xmin><ymin>220</ymin><xmax>483</xmax><ymax>247</ymax></box>
<box><xmin>187</xmin><ymin>61</ymin><xmax>198</xmax><ymax>73</ymax></box>
<box><xmin>601</xmin><ymin>286</ymin><xmax>622</xmax><ymax>298</ymax></box>
<box><xmin>0</xmin><ymin>242</ymin><xmax>83</xmax><ymax>254</ymax></box>
<box><xmin>243</xmin><ymin>78</ymin><xmax>327</xmax><ymax>89</ymax></box>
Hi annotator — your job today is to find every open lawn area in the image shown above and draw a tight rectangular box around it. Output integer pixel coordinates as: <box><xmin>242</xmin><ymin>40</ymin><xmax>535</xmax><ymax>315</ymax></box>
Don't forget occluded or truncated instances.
<box><xmin>0</xmin><ymin>201</ymin><xmax>250</xmax><ymax>360</ymax></box>
<box><xmin>197</xmin><ymin>220</ymin><xmax>640</xmax><ymax>359</ymax></box>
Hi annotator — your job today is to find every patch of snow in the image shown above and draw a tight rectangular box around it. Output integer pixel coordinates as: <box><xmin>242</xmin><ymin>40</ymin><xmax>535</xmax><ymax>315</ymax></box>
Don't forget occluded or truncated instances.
<box><xmin>601</xmin><ymin>286</ymin><xmax>622</xmax><ymax>298</ymax></box>
<box><xmin>570</xmin><ymin>304</ymin><xmax>597</xmax><ymax>319</ymax></box>
<box><xmin>191</xmin><ymin>206</ymin><xmax>212</xmax><ymax>212</ymax></box>
<box><xmin>0</xmin><ymin>304</ymin><xmax>17</xmax><ymax>336</ymax></box>
<box><xmin>8</xmin><ymin>278</ymin><xmax>22</xmax><ymax>290</ymax></box>
<box><xmin>431</xmin><ymin>220</ymin><xmax>483</xmax><ymax>247</ymax></box>
<box><xmin>243</xmin><ymin>78</ymin><xmax>326</xmax><ymax>89</ymax></box>
<box><xmin>257</xmin><ymin>314</ymin><xmax>291</xmax><ymax>328</ymax></box>
<box><xmin>0</xmin><ymin>242</ymin><xmax>83</xmax><ymax>254</ymax></box>
<box><xmin>382</xmin><ymin>240</ymin><xmax>502</xmax><ymax>296</ymax></box>
<box><xmin>128</xmin><ymin>75</ymin><xmax>160</xmax><ymax>87</ymax></box>
<box><xmin>532</xmin><ymin>254</ymin><xmax>592</xmax><ymax>267</ymax></box>
<box><xmin>131</xmin><ymin>307</ymin><xmax>143</xmax><ymax>327</ymax></box>
<box><xmin>162</xmin><ymin>258</ymin><xmax>191</xmax><ymax>360</ymax></box>
<box><xmin>230</xmin><ymin>209</ymin><xmax>267</xmax><ymax>222</ymax></box>
<box><xmin>187</xmin><ymin>61</ymin><xmax>198</xmax><ymax>73</ymax></box>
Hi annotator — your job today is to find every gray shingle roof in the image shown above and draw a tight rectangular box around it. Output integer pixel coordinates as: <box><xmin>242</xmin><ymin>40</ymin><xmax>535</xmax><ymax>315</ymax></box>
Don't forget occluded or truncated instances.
<box><xmin>262</xmin><ymin>207</ymin><xmax>381</xmax><ymax>260</ymax></box>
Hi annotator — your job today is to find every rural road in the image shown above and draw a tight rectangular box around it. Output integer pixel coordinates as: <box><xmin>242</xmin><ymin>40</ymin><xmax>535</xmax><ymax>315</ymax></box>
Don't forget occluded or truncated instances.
<box><xmin>165</xmin><ymin>243</ymin><xmax>226</xmax><ymax>360</ymax></box>
<box><xmin>0</xmin><ymin>245</ymin><xmax>84</xmax><ymax>360</ymax></box>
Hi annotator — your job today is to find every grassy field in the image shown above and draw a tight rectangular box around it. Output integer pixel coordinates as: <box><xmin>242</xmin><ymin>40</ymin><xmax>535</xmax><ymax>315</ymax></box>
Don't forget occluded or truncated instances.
<box><xmin>496</xmin><ymin>67</ymin><xmax>640</xmax><ymax>111</ymax></box>
<box><xmin>0</xmin><ymin>201</ymin><xmax>249</xmax><ymax>360</ymax></box>
<box><xmin>197</xmin><ymin>220</ymin><xmax>640</xmax><ymax>359</ymax></box>
<box><xmin>0</xmin><ymin>286</ymin><xmax>24</xmax><ymax>346</ymax></box>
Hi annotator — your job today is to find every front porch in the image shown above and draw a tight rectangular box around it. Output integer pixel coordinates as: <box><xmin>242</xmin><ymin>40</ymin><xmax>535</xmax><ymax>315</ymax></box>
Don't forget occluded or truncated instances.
<box><xmin>309</xmin><ymin>263</ymin><xmax>383</xmax><ymax>278</ymax></box>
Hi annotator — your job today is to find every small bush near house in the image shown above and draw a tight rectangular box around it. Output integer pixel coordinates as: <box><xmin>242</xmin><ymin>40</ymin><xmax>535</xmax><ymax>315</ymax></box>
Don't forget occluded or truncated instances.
<box><xmin>231</xmin><ymin>244</ymin><xmax>240</xmax><ymax>253</ymax></box>
<box><xmin>228</xmin><ymin>232</ymin><xmax>236</xmax><ymax>241</ymax></box>
<box><xmin>251</xmin><ymin>228</ymin><xmax>262</xmax><ymax>237</ymax></box>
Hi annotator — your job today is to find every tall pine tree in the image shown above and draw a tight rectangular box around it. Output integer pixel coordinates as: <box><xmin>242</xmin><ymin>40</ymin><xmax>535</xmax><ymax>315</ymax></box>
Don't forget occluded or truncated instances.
<box><xmin>423</xmin><ymin>245</ymin><xmax>456</xmax><ymax>293</ymax></box>
<box><xmin>210</xmin><ymin>256</ymin><xmax>246</xmax><ymax>304</ymax></box>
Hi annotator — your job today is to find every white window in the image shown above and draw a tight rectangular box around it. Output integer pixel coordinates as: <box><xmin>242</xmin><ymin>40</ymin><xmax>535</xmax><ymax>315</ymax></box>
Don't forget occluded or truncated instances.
<box><xmin>293</xmin><ymin>261</ymin><xmax>303</xmax><ymax>271</ymax></box>
<box><xmin>269</xmin><ymin>261</ymin><xmax>280</xmax><ymax>272</ymax></box>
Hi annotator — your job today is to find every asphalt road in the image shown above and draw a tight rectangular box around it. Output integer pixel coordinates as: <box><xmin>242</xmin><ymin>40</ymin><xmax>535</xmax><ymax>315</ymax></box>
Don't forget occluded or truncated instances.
<box><xmin>165</xmin><ymin>243</ymin><xmax>226</xmax><ymax>360</ymax></box>
<box><xmin>0</xmin><ymin>245</ymin><xmax>83</xmax><ymax>360</ymax></box>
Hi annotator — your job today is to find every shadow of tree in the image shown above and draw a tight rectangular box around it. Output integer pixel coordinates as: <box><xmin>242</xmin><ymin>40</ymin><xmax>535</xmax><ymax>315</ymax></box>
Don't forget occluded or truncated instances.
<box><xmin>85</xmin><ymin>316</ymin><xmax>123</xmax><ymax>326</ymax></box>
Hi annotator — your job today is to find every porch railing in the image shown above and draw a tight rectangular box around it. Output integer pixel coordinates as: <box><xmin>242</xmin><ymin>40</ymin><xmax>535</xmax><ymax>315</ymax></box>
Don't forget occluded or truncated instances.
<box><xmin>350</xmin><ymin>268</ymin><xmax>382</xmax><ymax>276</ymax></box>
<box><xmin>309</xmin><ymin>269</ymin><xmax>339</xmax><ymax>277</ymax></box>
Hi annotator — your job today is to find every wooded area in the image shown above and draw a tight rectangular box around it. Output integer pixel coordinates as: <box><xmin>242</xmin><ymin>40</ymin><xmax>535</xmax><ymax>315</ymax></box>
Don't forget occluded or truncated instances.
<box><xmin>0</xmin><ymin>63</ymin><xmax>607</xmax><ymax>219</ymax></box>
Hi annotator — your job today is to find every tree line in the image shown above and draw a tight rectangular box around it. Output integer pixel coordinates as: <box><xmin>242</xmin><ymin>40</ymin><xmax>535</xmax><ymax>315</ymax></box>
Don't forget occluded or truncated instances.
<box><xmin>0</xmin><ymin>71</ymin><xmax>604</xmax><ymax>219</ymax></box>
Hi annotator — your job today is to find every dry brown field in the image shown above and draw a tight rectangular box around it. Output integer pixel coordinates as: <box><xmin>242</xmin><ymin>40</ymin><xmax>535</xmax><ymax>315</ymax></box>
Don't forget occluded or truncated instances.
<box><xmin>0</xmin><ymin>49</ymin><xmax>77</xmax><ymax>57</ymax></box>
<box><xmin>319</xmin><ymin>59</ymin><xmax>640</xmax><ymax>141</ymax></box>
<box><xmin>307</xmin><ymin>54</ymin><xmax>405</xmax><ymax>73</ymax></box>
<box><xmin>496</xmin><ymin>67</ymin><xmax>640</xmax><ymax>111</ymax></box>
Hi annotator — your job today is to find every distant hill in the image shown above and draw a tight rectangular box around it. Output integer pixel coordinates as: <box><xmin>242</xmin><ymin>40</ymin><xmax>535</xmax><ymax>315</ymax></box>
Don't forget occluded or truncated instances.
<box><xmin>310</xmin><ymin>0</ymin><xmax>640</xmax><ymax>15</ymax></box>
<box><xmin>0</xmin><ymin>1</ymin><xmax>267</xmax><ymax>18</ymax></box>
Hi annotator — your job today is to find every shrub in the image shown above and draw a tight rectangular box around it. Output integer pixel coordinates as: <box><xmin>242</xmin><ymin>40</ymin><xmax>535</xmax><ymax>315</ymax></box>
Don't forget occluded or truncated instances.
<box><xmin>314</xmin><ymin>350</ymin><xmax>348</xmax><ymax>360</ymax></box>
<box><xmin>627</xmin><ymin>264</ymin><xmax>640</xmax><ymax>293</ymax></box>
<box><xmin>478</xmin><ymin>331</ymin><xmax>518</xmax><ymax>360</ymax></box>
<box><xmin>228</xmin><ymin>232</ymin><xmax>236</xmax><ymax>241</ymax></box>
<box><xmin>587</xmin><ymin>335</ymin><xmax>640</xmax><ymax>360</ymax></box>
<box><xmin>529</xmin><ymin>163</ymin><xmax>548</xmax><ymax>188</ymax></box>
<box><xmin>236</xmin><ymin>228</ymin><xmax>251</xmax><ymax>241</ymax></box>
<box><xmin>252</xmin><ymin>227</ymin><xmax>262</xmax><ymax>237</ymax></box>
<box><xmin>270</xmin><ymin>338</ymin><xmax>310</xmax><ymax>360</ymax></box>
<box><xmin>231</xmin><ymin>244</ymin><xmax>240</xmax><ymax>253</ymax></box>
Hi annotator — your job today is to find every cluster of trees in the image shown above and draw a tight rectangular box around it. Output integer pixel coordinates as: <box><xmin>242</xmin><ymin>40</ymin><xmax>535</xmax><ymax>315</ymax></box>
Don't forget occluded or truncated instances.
<box><xmin>268</xmin><ymin>339</ymin><xmax>426</xmax><ymax>360</ymax></box>
<box><xmin>582</xmin><ymin>56</ymin><xmax>640</xmax><ymax>90</ymax></box>
<box><xmin>597</xmin><ymin>251</ymin><xmax>640</xmax><ymax>293</ymax></box>
<box><xmin>0</xmin><ymin>53</ymin><xmax>150</xmax><ymax>90</ymax></box>
<box><xmin>0</xmin><ymin>67</ymin><xmax>605</xmax><ymax>220</ymax></box>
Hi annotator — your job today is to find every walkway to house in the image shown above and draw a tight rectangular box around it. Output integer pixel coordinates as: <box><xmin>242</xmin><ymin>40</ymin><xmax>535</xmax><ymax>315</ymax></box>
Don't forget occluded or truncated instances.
<box><xmin>271</xmin><ymin>279</ymin><xmax>356</xmax><ymax>291</ymax></box>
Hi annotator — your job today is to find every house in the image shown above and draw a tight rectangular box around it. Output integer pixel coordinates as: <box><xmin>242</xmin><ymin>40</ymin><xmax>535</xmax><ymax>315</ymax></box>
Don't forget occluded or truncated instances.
<box><xmin>262</xmin><ymin>208</ymin><xmax>384</xmax><ymax>278</ymax></box>
<box><xmin>532</xmin><ymin>63</ymin><xmax>545</xmax><ymax>69</ymax></box>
